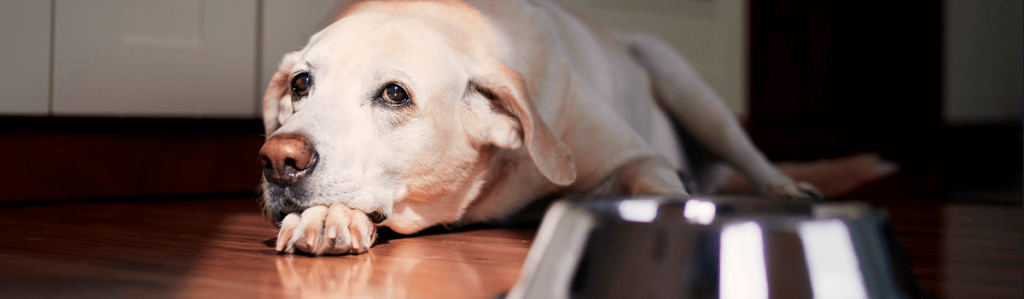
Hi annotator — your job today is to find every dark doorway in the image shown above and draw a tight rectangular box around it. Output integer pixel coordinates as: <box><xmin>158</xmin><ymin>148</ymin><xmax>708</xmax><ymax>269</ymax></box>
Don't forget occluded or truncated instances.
<box><xmin>746</xmin><ymin>1</ymin><xmax>944</xmax><ymax>166</ymax></box>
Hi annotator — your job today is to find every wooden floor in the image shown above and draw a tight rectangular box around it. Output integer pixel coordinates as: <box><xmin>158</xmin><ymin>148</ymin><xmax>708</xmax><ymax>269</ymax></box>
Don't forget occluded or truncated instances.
<box><xmin>0</xmin><ymin>175</ymin><xmax>1019</xmax><ymax>298</ymax></box>
<box><xmin>0</xmin><ymin>199</ymin><xmax>533</xmax><ymax>298</ymax></box>
<box><xmin>842</xmin><ymin>175</ymin><xmax>1023</xmax><ymax>299</ymax></box>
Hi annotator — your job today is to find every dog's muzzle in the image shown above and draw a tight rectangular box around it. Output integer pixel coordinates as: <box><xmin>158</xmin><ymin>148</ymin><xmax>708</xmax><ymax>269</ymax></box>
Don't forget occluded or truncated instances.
<box><xmin>260</xmin><ymin>133</ymin><xmax>388</xmax><ymax>226</ymax></box>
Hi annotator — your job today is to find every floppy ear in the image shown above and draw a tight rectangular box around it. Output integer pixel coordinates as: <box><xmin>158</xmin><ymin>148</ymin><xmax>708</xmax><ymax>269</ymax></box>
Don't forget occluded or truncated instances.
<box><xmin>469</xmin><ymin>64</ymin><xmax>576</xmax><ymax>186</ymax></box>
<box><xmin>262</xmin><ymin>51</ymin><xmax>302</xmax><ymax>137</ymax></box>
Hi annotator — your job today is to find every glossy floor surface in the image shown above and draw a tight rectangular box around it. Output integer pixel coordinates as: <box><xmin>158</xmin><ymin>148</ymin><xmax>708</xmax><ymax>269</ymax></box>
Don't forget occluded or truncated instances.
<box><xmin>0</xmin><ymin>175</ymin><xmax>1019</xmax><ymax>298</ymax></box>
<box><xmin>0</xmin><ymin>199</ymin><xmax>533</xmax><ymax>298</ymax></box>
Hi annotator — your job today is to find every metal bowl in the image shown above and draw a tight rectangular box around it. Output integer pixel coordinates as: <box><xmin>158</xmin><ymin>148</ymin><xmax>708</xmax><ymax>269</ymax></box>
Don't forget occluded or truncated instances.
<box><xmin>505</xmin><ymin>196</ymin><xmax>926</xmax><ymax>299</ymax></box>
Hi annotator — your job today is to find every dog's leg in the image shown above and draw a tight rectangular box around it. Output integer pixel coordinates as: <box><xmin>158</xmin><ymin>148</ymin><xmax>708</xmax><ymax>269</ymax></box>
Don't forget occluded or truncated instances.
<box><xmin>625</xmin><ymin>33</ymin><xmax>820</xmax><ymax>199</ymax></box>
<box><xmin>589</xmin><ymin>156</ymin><xmax>690</xmax><ymax>197</ymax></box>
<box><xmin>276</xmin><ymin>203</ymin><xmax>377</xmax><ymax>255</ymax></box>
<box><xmin>618</xmin><ymin>156</ymin><xmax>691</xmax><ymax>196</ymax></box>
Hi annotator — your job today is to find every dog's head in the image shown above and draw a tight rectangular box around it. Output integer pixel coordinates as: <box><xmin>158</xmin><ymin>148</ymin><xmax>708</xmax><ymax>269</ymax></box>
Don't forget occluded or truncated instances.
<box><xmin>259</xmin><ymin>1</ymin><xmax>575</xmax><ymax>234</ymax></box>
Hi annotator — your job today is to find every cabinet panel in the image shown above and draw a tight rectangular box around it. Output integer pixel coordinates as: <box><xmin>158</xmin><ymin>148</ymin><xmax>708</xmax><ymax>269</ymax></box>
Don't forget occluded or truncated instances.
<box><xmin>944</xmin><ymin>0</ymin><xmax>1023</xmax><ymax>123</ymax></box>
<box><xmin>0</xmin><ymin>2</ymin><xmax>52</xmax><ymax>115</ymax></box>
<box><xmin>53</xmin><ymin>0</ymin><xmax>257</xmax><ymax>118</ymax></box>
<box><xmin>554</xmin><ymin>0</ymin><xmax>747</xmax><ymax>117</ymax></box>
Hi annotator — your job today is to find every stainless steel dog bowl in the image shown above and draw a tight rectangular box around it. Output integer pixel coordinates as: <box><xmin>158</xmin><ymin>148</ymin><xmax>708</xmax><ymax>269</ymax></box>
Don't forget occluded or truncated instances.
<box><xmin>505</xmin><ymin>196</ymin><xmax>925</xmax><ymax>299</ymax></box>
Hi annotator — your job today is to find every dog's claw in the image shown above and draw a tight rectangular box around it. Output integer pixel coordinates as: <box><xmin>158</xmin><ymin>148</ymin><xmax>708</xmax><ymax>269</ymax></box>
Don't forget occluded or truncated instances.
<box><xmin>765</xmin><ymin>181</ymin><xmax>823</xmax><ymax>201</ymax></box>
<box><xmin>276</xmin><ymin>213</ymin><xmax>301</xmax><ymax>252</ymax></box>
<box><xmin>275</xmin><ymin>203</ymin><xmax>376</xmax><ymax>256</ymax></box>
<box><xmin>797</xmin><ymin>181</ymin><xmax>825</xmax><ymax>201</ymax></box>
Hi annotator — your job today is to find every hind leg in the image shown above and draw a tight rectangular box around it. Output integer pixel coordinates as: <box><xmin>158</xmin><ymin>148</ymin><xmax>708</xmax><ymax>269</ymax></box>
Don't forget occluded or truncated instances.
<box><xmin>624</xmin><ymin>33</ymin><xmax>820</xmax><ymax>199</ymax></box>
<box><xmin>588</xmin><ymin>156</ymin><xmax>690</xmax><ymax>197</ymax></box>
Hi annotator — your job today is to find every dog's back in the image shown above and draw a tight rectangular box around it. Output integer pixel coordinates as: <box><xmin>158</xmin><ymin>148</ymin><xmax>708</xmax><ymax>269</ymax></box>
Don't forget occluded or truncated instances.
<box><xmin>465</xmin><ymin>0</ymin><xmax>728</xmax><ymax>193</ymax></box>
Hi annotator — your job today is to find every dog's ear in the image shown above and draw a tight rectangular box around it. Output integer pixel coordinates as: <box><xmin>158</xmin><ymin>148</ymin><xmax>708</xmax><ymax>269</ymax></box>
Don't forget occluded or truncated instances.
<box><xmin>262</xmin><ymin>51</ymin><xmax>302</xmax><ymax>137</ymax></box>
<box><xmin>468</xmin><ymin>64</ymin><xmax>576</xmax><ymax>186</ymax></box>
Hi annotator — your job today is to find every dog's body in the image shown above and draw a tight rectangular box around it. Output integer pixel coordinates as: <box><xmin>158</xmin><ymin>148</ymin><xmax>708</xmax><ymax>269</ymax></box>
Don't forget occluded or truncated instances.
<box><xmin>259</xmin><ymin>0</ymin><xmax>817</xmax><ymax>255</ymax></box>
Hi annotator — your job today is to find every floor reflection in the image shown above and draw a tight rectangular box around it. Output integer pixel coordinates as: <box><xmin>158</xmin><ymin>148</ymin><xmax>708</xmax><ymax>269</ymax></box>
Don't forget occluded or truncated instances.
<box><xmin>276</xmin><ymin>253</ymin><xmax>376</xmax><ymax>298</ymax></box>
<box><xmin>173</xmin><ymin>212</ymin><xmax>531</xmax><ymax>298</ymax></box>
<box><xmin>273</xmin><ymin>234</ymin><xmax>513</xmax><ymax>299</ymax></box>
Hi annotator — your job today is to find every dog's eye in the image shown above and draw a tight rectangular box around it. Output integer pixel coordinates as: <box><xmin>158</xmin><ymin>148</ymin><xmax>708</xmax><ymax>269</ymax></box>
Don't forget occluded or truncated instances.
<box><xmin>291</xmin><ymin>73</ymin><xmax>311</xmax><ymax>99</ymax></box>
<box><xmin>380</xmin><ymin>84</ymin><xmax>409</xmax><ymax>106</ymax></box>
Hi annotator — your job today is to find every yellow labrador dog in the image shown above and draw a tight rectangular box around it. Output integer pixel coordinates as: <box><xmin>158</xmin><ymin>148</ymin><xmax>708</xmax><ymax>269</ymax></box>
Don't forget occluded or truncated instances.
<box><xmin>259</xmin><ymin>0</ymin><xmax>818</xmax><ymax>255</ymax></box>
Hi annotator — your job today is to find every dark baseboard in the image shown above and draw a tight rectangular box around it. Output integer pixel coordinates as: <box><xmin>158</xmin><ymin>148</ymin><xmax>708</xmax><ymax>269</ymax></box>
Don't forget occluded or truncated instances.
<box><xmin>0</xmin><ymin>116</ymin><xmax>266</xmax><ymax>201</ymax></box>
<box><xmin>749</xmin><ymin>121</ymin><xmax>1023</xmax><ymax>191</ymax></box>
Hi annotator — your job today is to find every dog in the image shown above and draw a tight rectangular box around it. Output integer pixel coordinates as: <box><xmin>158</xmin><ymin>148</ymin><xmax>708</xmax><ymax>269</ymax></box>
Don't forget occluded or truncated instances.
<box><xmin>259</xmin><ymin>0</ymin><xmax>819</xmax><ymax>255</ymax></box>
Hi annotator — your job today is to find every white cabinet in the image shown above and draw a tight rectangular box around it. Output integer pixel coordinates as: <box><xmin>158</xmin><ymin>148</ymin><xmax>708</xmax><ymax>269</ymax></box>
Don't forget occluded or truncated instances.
<box><xmin>52</xmin><ymin>0</ymin><xmax>257</xmax><ymax>118</ymax></box>
<box><xmin>0</xmin><ymin>2</ymin><xmax>52</xmax><ymax>115</ymax></box>
<box><xmin>944</xmin><ymin>0</ymin><xmax>1024</xmax><ymax>123</ymax></box>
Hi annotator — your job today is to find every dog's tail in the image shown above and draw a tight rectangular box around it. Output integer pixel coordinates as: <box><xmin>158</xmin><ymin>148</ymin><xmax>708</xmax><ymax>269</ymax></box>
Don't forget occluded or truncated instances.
<box><xmin>623</xmin><ymin>33</ymin><xmax>818</xmax><ymax>198</ymax></box>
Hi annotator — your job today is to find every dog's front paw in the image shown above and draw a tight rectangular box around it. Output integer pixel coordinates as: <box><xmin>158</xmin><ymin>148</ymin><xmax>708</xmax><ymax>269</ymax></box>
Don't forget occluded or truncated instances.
<box><xmin>275</xmin><ymin>203</ymin><xmax>377</xmax><ymax>255</ymax></box>
<box><xmin>765</xmin><ymin>181</ymin><xmax>823</xmax><ymax>201</ymax></box>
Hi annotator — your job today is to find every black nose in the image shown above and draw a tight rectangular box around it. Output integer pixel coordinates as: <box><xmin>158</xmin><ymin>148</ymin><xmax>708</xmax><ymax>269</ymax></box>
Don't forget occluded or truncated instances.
<box><xmin>259</xmin><ymin>133</ymin><xmax>318</xmax><ymax>186</ymax></box>
<box><xmin>368</xmin><ymin>211</ymin><xmax>387</xmax><ymax>224</ymax></box>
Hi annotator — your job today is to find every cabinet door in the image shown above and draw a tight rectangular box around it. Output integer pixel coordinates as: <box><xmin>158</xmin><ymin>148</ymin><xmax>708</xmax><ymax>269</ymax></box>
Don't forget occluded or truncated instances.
<box><xmin>53</xmin><ymin>0</ymin><xmax>257</xmax><ymax>118</ymax></box>
<box><xmin>0</xmin><ymin>2</ymin><xmax>52</xmax><ymax>115</ymax></box>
